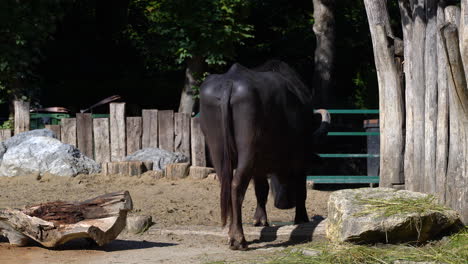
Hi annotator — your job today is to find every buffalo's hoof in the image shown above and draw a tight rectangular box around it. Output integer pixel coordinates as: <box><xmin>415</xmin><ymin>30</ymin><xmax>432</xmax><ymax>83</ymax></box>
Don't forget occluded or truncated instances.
<box><xmin>229</xmin><ymin>238</ymin><xmax>248</xmax><ymax>251</ymax></box>
<box><xmin>253</xmin><ymin>219</ymin><xmax>269</xmax><ymax>227</ymax></box>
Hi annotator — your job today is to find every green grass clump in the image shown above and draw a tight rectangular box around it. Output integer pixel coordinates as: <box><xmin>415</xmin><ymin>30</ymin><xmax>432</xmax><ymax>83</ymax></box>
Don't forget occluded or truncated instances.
<box><xmin>353</xmin><ymin>195</ymin><xmax>449</xmax><ymax>218</ymax></box>
<box><xmin>267</xmin><ymin>228</ymin><xmax>468</xmax><ymax>264</ymax></box>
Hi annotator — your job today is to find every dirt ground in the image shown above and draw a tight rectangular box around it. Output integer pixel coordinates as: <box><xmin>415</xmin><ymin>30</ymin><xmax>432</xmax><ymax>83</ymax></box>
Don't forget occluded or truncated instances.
<box><xmin>0</xmin><ymin>173</ymin><xmax>333</xmax><ymax>263</ymax></box>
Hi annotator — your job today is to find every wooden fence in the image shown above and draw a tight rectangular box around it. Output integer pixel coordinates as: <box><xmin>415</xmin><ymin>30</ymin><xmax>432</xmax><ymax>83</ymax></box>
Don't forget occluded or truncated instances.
<box><xmin>0</xmin><ymin>102</ymin><xmax>206</xmax><ymax>167</ymax></box>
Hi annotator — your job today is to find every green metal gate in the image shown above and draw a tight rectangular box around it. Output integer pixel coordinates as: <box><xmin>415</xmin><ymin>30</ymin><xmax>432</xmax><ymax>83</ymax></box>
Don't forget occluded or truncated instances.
<box><xmin>307</xmin><ymin>109</ymin><xmax>380</xmax><ymax>184</ymax></box>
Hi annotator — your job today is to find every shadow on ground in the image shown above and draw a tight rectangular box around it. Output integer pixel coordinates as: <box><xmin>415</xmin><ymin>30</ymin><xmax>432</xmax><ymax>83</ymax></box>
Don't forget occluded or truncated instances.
<box><xmin>248</xmin><ymin>216</ymin><xmax>325</xmax><ymax>250</ymax></box>
<box><xmin>41</xmin><ymin>238</ymin><xmax>177</xmax><ymax>252</ymax></box>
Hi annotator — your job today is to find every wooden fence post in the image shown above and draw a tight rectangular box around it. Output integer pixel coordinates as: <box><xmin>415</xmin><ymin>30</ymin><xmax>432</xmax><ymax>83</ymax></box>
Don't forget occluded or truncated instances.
<box><xmin>175</xmin><ymin>112</ymin><xmax>191</xmax><ymax>159</ymax></box>
<box><xmin>110</xmin><ymin>103</ymin><xmax>126</xmax><ymax>161</ymax></box>
<box><xmin>60</xmin><ymin>118</ymin><xmax>77</xmax><ymax>147</ymax></box>
<box><xmin>93</xmin><ymin>118</ymin><xmax>110</xmax><ymax>164</ymax></box>
<box><xmin>45</xmin><ymin>125</ymin><xmax>61</xmax><ymax>140</ymax></box>
<box><xmin>126</xmin><ymin>117</ymin><xmax>142</xmax><ymax>155</ymax></box>
<box><xmin>158</xmin><ymin>110</ymin><xmax>174</xmax><ymax>152</ymax></box>
<box><xmin>0</xmin><ymin>129</ymin><xmax>12</xmax><ymax>142</ymax></box>
<box><xmin>14</xmin><ymin>100</ymin><xmax>29</xmax><ymax>135</ymax></box>
<box><xmin>142</xmin><ymin>109</ymin><xmax>158</xmax><ymax>149</ymax></box>
<box><xmin>191</xmin><ymin>117</ymin><xmax>206</xmax><ymax>166</ymax></box>
<box><xmin>76</xmin><ymin>113</ymin><xmax>93</xmax><ymax>158</ymax></box>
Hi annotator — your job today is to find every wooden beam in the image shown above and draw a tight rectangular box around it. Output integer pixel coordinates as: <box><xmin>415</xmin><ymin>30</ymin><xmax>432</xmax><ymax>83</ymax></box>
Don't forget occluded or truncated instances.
<box><xmin>93</xmin><ymin>118</ymin><xmax>110</xmax><ymax>164</ymax></box>
<box><xmin>158</xmin><ymin>110</ymin><xmax>174</xmax><ymax>152</ymax></box>
<box><xmin>110</xmin><ymin>103</ymin><xmax>126</xmax><ymax>161</ymax></box>
<box><xmin>13</xmin><ymin>101</ymin><xmax>29</xmax><ymax>135</ymax></box>
<box><xmin>76</xmin><ymin>113</ymin><xmax>93</xmax><ymax>159</ymax></box>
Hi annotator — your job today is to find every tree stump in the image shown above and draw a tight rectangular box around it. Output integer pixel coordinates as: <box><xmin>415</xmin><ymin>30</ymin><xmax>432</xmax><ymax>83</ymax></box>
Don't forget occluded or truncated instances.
<box><xmin>0</xmin><ymin>191</ymin><xmax>133</xmax><ymax>247</ymax></box>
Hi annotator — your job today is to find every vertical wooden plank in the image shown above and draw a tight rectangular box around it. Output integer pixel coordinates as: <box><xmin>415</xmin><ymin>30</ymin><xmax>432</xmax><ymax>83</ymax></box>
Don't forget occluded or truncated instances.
<box><xmin>14</xmin><ymin>100</ymin><xmax>29</xmax><ymax>135</ymax></box>
<box><xmin>191</xmin><ymin>117</ymin><xmax>206</xmax><ymax>166</ymax></box>
<box><xmin>93</xmin><ymin>118</ymin><xmax>110</xmax><ymax>164</ymax></box>
<box><xmin>0</xmin><ymin>129</ymin><xmax>12</xmax><ymax>142</ymax></box>
<box><xmin>110</xmin><ymin>103</ymin><xmax>126</xmax><ymax>161</ymax></box>
<box><xmin>158</xmin><ymin>110</ymin><xmax>174</xmax><ymax>152</ymax></box>
<box><xmin>60</xmin><ymin>118</ymin><xmax>77</xmax><ymax>147</ymax></box>
<box><xmin>126</xmin><ymin>117</ymin><xmax>142</xmax><ymax>155</ymax></box>
<box><xmin>76</xmin><ymin>113</ymin><xmax>93</xmax><ymax>158</ymax></box>
<box><xmin>174</xmin><ymin>112</ymin><xmax>191</xmax><ymax>159</ymax></box>
<box><xmin>45</xmin><ymin>125</ymin><xmax>61</xmax><ymax>140</ymax></box>
<box><xmin>142</xmin><ymin>109</ymin><xmax>158</xmax><ymax>148</ymax></box>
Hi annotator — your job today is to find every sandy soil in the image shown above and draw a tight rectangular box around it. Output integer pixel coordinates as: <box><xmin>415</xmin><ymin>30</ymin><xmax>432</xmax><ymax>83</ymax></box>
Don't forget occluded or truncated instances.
<box><xmin>0</xmin><ymin>173</ymin><xmax>333</xmax><ymax>263</ymax></box>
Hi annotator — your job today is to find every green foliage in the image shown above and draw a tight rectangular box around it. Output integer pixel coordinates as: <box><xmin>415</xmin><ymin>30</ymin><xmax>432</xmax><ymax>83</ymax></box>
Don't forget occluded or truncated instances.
<box><xmin>125</xmin><ymin>0</ymin><xmax>253</xmax><ymax>70</ymax></box>
<box><xmin>0</xmin><ymin>117</ymin><xmax>13</xmax><ymax>129</ymax></box>
<box><xmin>0</xmin><ymin>0</ymin><xmax>70</xmax><ymax>104</ymax></box>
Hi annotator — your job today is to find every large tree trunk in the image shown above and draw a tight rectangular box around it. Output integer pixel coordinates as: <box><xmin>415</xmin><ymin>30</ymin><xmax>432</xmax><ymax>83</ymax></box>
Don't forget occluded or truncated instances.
<box><xmin>0</xmin><ymin>191</ymin><xmax>132</xmax><ymax>247</ymax></box>
<box><xmin>312</xmin><ymin>0</ymin><xmax>335</xmax><ymax>107</ymax></box>
<box><xmin>364</xmin><ymin>0</ymin><xmax>405</xmax><ymax>187</ymax></box>
<box><xmin>178</xmin><ymin>56</ymin><xmax>205</xmax><ymax>114</ymax></box>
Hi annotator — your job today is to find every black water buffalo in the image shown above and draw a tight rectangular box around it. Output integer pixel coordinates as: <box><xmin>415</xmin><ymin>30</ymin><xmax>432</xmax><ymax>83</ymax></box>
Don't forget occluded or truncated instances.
<box><xmin>199</xmin><ymin>60</ymin><xmax>330</xmax><ymax>250</ymax></box>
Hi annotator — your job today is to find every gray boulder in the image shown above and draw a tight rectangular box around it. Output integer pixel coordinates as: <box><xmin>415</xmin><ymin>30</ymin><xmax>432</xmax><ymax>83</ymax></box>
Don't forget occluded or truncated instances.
<box><xmin>0</xmin><ymin>129</ymin><xmax>56</xmax><ymax>160</ymax></box>
<box><xmin>124</xmin><ymin>148</ymin><xmax>189</xmax><ymax>171</ymax></box>
<box><xmin>0</xmin><ymin>136</ymin><xmax>100</xmax><ymax>177</ymax></box>
<box><xmin>326</xmin><ymin>188</ymin><xmax>462</xmax><ymax>244</ymax></box>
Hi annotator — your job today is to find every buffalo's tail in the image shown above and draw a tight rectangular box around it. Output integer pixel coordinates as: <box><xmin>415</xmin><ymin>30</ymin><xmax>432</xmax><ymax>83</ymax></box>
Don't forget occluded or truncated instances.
<box><xmin>220</xmin><ymin>80</ymin><xmax>236</xmax><ymax>226</ymax></box>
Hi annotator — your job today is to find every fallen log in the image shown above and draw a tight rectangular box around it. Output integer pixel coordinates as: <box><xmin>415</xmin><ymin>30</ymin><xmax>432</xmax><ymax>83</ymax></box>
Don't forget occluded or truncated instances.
<box><xmin>0</xmin><ymin>191</ymin><xmax>132</xmax><ymax>247</ymax></box>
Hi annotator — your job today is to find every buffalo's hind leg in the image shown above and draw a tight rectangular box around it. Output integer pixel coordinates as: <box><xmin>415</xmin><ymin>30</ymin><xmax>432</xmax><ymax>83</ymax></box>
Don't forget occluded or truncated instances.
<box><xmin>294</xmin><ymin>174</ymin><xmax>309</xmax><ymax>224</ymax></box>
<box><xmin>253</xmin><ymin>175</ymin><xmax>269</xmax><ymax>226</ymax></box>
<box><xmin>228</xmin><ymin>165</ymin><xmax>252</xmax><ymax>250</ymax></box>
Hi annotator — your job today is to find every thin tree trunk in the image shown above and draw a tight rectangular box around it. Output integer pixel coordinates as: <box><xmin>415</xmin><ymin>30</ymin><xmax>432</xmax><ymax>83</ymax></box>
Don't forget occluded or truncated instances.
<box><xmin>364</xmin><ymin>0</ymin><xmax>404</xmax><ymax>187</ymax></box>
<box><xmin>312</xmin><ymin>0</ymin><xmax>335</xmax><ymax>107</ymax></box>
<box><xmin>178</xmin><ymin>56</ymin><xmax>205</xmax><ymax>114</ymax></box>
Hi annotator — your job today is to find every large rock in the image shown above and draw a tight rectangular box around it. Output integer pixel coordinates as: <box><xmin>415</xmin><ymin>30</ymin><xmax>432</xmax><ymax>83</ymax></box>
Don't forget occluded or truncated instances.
<box><xmin>326</xmin><ymin>188</ymin><xmax>462</xmax><ymax>244</ymax></box>
<box><xmin>0</xmin><ymin>129</ymin><xmax>56</xmax><ymax>160</ymax></box>
<box><xmin>124</xmin><ymin>148</ymin><xmax>189</xmax><ymax>171</ymax></box>
<box><xmin>0</xmin><ymin>136</ymin><xmax>100</xmax><ymax>177</ymax></box>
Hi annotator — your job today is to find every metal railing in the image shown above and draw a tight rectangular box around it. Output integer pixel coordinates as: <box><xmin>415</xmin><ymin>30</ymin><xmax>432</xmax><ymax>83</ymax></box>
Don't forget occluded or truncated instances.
<box><xmin>307</xmin><ymin>109</ymin><xmax>380</xmax><ymax>184</ymax></box>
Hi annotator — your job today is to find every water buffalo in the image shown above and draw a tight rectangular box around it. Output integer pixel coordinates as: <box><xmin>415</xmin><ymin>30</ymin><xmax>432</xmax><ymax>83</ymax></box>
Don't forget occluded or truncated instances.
<box><xmin>199</xmin><ymin>60</ymin><xmax>330</xmax><ymax>250</ymax></box>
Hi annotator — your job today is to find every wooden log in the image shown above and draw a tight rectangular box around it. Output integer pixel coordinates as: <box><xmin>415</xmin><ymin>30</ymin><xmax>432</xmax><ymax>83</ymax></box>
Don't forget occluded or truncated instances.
<box><xmin>126</xmin><ymin>117</ymin><xmax>142</xmax><ymax>155</ymax></box>
<box><xmin>110</xmin><ymin>103</ymin><xmax>126</xmax><ymax>161</ymax></box>
<box><xmin>45</xmin><ymin>125</ymin><xmax>61</xmax><ymax>141</ymax></box>
<box><xmin>423</xmin><ymin>0</ymin><xmax>438</xmax><ymax>194</ymax></box>
<box><xmin>189</xmin><ymin>166</ymin><xmax>215</xmax><ymax>180</ymax></box>
<box><xmin>107</xmin><ymin>162</ymin><xmax>120</xmax><ymax>175</ymax></box>
<box><xmin>158</xmin><ymin>110</ymin><xmax>174</xmax><ymax>152</ymax></box>
<box><xmin>165</xmin><ymin>163</ymin><xmax>190</xmax><ymax>179</ymax></box>
<box><xmin>436</xmin><ymin>4</ymin><xmax>449</xmax><ymax>204</ymax></box>
<box><xmin>174</xmin><ymin>112</ymin><xmax>191</xmax><ymax>159</ymax></box>
<box><xmin>101</xmin><ymin>162</ymin><xmax>108</xmax><ymax>176</ymax></box>
<box><xmin>441</xmin><ymin>22</ymin><xmax>468</xmax><ymax>223</ymax></box>
<box><xmin>191</xmin><ymin>115</ymin><xmax>206</xmax><ymax>167</ymax></box>
<box><xmin>0</xmin><ymin>129</ymin><xmax>12</xmax><ymax>142</ymax></box>
<box><xmin>93</xmin><ymin>118</ymin><xmax>110</xmax><ymax>164</ymax></box>
<box><xmin>0</xmin><ymin>191</ymin><xmax>133</xmax><ymax>247</ymax></box>
<box><xmin>364</xmin><ymin>0</ymin><xmax>406</xmax><ymax>187</ymax></box>
<box><xmin>142</xmin><ymin>109</ymin><xmax>158</xmax><ymax>149</ymax></box>
<box><xmin>60</xmin><ymin>118</ymin><xmax>77</xmax><ymax>147</ymax></box>
<box><xmin>76</xmin><ymin>113</ymin><xmax>94</xmax><ymax>159</ymax></box>
<box><xmin>13</xmin><ymin>100</ymin><xmax>29</xmax><ymax>135</ymax></box>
